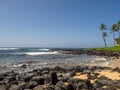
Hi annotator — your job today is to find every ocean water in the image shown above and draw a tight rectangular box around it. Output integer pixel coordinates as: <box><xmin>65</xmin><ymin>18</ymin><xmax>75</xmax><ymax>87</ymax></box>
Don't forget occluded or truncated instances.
<box><xmin>0</xmin><ymin>47</ymin><xmax>108</xmax><ymax>73</ymax></box>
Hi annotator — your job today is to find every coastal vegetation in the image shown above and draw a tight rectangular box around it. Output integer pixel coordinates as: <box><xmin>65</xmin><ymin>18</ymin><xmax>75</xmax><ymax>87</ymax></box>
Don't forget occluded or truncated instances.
<box><xmin>100</xmin><ymin>20</ymin><xmax>120</xmax><ymax>47</ymax></box>
<box><xmin>90</xmin><ymin>46</ymin><xmax>120</xmax><ymax>52</ymax></box>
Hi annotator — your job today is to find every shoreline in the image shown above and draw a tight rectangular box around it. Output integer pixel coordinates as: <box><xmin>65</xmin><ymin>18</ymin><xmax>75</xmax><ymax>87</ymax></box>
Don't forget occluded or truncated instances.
<box><xmin>0</xmin><ymin>63</ymin><xmax>120</xmax><ymax>90</ymax></box>
<box><xmin>62</xmin><ymin>49</ymin><xmax>120</xmax><ymax>68</ymax></box>
<box><xmin>0</xmin><ymin>50</ymin><xmax>120</xmax><ymax>89</ymax></box>
<box><xmin>108</xmin><ymin>57</ymin><xmax>120</xmax><ymax>68</ymax></box>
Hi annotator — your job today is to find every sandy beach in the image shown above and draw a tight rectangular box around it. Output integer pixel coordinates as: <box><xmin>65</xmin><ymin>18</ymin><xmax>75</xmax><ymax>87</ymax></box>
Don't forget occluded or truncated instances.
<box><xmin>109</xmin><ymin>58</ymin><xmax>120</xmax><ymax>68</ymax></box>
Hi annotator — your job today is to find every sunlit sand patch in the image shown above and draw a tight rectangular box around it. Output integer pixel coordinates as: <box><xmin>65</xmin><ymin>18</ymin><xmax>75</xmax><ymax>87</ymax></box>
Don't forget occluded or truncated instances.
<box><xmin>110</xmin><ymin>58</ymin><xmax>120</xmax><ymax>68</ymax></box>
<box><xmin>90</xmin><ymin>79</ymin><xmax>97</xmax><ymax>84</ymax></box>
<box><xmin>98</xmin><ymin>70</ymin><xmax>120</xmax><ymax>80</ymax></box>
<box><xmin>64</xmin><ymin>82</ymin><xmax>68</xmax><ymax>85</ymax></box>
<box><xmin>102</xmin><ymin>86</ymin><xmax>108</xmax><ymax>89</ymax></box>
<box><xmin>76</xmin><ymin>72</ymin><xmax>81</xmax><ymax>76</ymax></box>
<box><xmin>72</xmin><ymin>72</ymin><xmax>87</xmax><ymax>80</ymax></box>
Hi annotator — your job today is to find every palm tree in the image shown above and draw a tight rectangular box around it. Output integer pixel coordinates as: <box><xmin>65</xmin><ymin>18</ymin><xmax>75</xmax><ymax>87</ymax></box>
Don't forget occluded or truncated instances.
<box><xmin>100</xmin><ymin>23</ymin><xmax>106</xmax><ymax>30</ymax></box>
<box><xmin>102</xmin><ymin>32</ymin><xmax>107</xmax><ymax>47</ymax></box>
<box><xmin>117</xmin><ymin>20</ymin><xmax>120</xmax><ymax>38</ymax></box>
<box><xmin>111</xmin><ymin>24</ymin><xmax>117</xmax><ymax>46</ymax></box>
<box><xmin>117</xmin><ymin>20</ymin><xmax>120</xmax><ymax>27</ymax></box>
<box><xmin>100</xmin><ymin>24</ymin><xmax>107</xmax><ymax>47</ymax></box>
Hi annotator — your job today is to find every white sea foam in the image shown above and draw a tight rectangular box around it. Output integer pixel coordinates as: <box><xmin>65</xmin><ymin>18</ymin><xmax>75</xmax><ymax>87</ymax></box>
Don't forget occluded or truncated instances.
<box><xmin>95</xmin><ymin>57</ymin><xmax>106</xmax><ymax>61</ymax></box>
<box><xmin>25</xmin><ymin>51</ymin><xmax>58</xmax><ymax>56</ymax></box>
<box><xmin>38</xmin><ymin>49</ymin><xmax>50</xmax><ymax>51</ymax></box>
<box><xmin>0</xmin><ymin>48</ymin><xmax>18</xmax><ymax>50</ymax></box>
<box><xmin>12</xmin><ymin>64</ymin><xmax>29</xmax><ymax>68</ymax></box>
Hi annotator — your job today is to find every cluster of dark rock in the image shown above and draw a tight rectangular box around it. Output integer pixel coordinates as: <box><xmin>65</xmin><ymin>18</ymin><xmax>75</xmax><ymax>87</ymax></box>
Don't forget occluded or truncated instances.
<box><xmin>62</xmin><ymin>49</ymin><xmax>120</xmax><ymax>58</ymax></box>
<box><xmin>0</xmin><ymin>66</ymin><xmax>120</xmax><ymax>90</ymax></box>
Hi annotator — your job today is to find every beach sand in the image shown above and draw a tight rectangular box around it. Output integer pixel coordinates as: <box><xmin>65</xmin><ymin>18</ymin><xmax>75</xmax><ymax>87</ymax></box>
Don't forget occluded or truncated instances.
<box><xmin>72</xmin><ymin>69</ymin><xmax>120</xmax><ymax>81</ymax></box>
<box><xmin>72</xmin><ymin>72</ymin><xmax>88</xmax><ymax>80</ymax></box>
<box><xmin>109</xmin><ymin>58</ymin><xmax>120</xmax><ymax>68</ymax></box>
<box><xmin>98</xmin><ymin>69</ymin><xmax>120</xmax><ymax>80</ymax></box>
<box><xmin>71</xmin><ymin>58</ymin><xmax>120</xmax><ymax>88</ymax></box>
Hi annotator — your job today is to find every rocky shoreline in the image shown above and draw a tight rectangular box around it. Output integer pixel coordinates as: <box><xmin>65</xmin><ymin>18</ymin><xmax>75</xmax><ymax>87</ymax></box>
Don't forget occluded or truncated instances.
<box><xmin>0</xmin><ymin>50</ymin><xmax>120</xmax><ymax>90</ymax></box>
<box><xmin>0</xmin><ymin>66</ymin><xmax>120</xmax><ymax>90</ymax></box>
<box><xmin>62</xmin><ymin>49</ymin><xmax>120</xmax><ymax>59</ymax></box>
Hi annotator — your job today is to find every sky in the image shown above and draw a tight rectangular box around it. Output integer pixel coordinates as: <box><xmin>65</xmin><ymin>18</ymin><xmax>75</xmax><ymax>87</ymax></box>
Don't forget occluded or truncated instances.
<box><xmin>0</xmin><ymin>0</ymin><xmax>120</xmax><ymax>48</ymax></box>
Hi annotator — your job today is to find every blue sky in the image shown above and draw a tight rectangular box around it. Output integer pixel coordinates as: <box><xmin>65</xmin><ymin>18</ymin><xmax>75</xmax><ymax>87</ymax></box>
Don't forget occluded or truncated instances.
<box><xmin>0</xmin><ymin>0</ymin><xmax>120</xmax><ymax>48</ymax></box>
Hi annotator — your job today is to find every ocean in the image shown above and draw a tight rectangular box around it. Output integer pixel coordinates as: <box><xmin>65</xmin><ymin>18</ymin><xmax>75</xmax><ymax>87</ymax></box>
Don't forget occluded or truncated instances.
<box><xmin>0</xmin><ymin>47</ymin><xmax>108</xmax><ymax>73</ymax></box>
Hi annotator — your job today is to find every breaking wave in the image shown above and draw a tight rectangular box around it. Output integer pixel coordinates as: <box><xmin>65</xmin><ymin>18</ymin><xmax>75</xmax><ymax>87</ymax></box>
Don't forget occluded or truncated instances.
<box><xmin>38</xmin><ymin>49</ymin><xmax>50</xmax><ymax>51</ymax></box>
<box><xmin>25</xmin><ymin>51</ymin><xmax>58</xmax><ymax>56</ymax></box>
<box><xmin>0</xmin><ymin>48</ymin><xmax>18</xmax><ymax>50</ymax></box>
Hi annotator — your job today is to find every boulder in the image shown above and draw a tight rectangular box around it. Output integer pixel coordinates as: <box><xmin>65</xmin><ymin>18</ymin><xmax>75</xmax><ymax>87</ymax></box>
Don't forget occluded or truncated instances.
<box><xmin>24</xmin><ymin>75</ymin><xmax>32</xmax><ymax>82</ymax></box>
<box><xmin>0</xmin><ymin>75</ymin><xmax>4</xmax><ymax>81</ymax></box>
<box><xmin>110</xmin><ymin>81</ymin><xmax>120</xmax><ymax>89</ymax></box>
<box><xmin>33</xmin><ymin>85</ymin><xmax>44</xmax><ymax>90</ymax></box>
<box><xmin>55</xmin><ymin>81</ymin><xmax>67</xmax><ymax>90</ymax></box>
<box><xmin>9</xmin><ymin>85</ymin><xmax>20</xmax><ymax>90</ymax></box>
<box><xmin>54</xmin><ymin>67</ymin><xmax>66</xmax><ymax>72</ymax></box>
<box><xmin>50</xmin><ymin>71</ymin><xmax>58</xmax><ymax>85</ymax></box>
<box><xmin>94</xmin><ymin>76</ymin><xmax>114</xmax><ymax>88</ymax></box>
<box><xmin>32</xmin><ymin>76</ymin><xmax>45</xmax><ymax>85</ymax></box>
<box><xmin>86</xmin><ymin>80</ymin><xmax>95</xmax><ymax>90</ymax></box>
<box><xmin>18</xmin><ymin>81</ymin><xmax>26</xmax><ymax>89</ymax></box>
<box><xmin>28</xmin><ymin>81</ymin><xmax>37</xmax><ymax>89</ymax></box>
<box><xmin>7</xmin><ymin>76</ymin><xmax>16</xmax><ymax>83</ymax></box>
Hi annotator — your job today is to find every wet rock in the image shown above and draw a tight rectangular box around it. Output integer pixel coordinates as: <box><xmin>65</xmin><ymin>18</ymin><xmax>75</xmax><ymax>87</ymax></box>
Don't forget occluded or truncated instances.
<box><xmin>87</xmin><ymin>73</ymin><xmax>97</xmax><ymax>80</ymax></box>
<box><xmin>83</xmin><ymin>69</ymin><xmax>91</xmax><ymax>74</ymax></box>
<box><xmin>7</xmin><ymin>76</ymin><xmax>16</xmax><ymax>83</ymax></box>
<box><xmin>20</xmin><ymin>64</ymin><xmax>27</xmax><ymax>68</ymax></box>
<box><xmin>9</xmin><ymin>84</ymin><xmax>20</xmax><ymax>90</ymax></box>
<box><xmin>68</xmin><ymin>78</ymin><xmax>88</xmax><ymax>89</ymax></box>
<box><xmin>32</xmin><ymin>76</ymin><xmax>45</xmax><ymax>85</ymax></box>
<box><xmin>28</xmin><ymin>81</ymin><xmax>37</xmax><ymax>89</ymax></box>
<box><xmin>110</xmin><ymin>81</ymin><xmax>120</xmax><ymax>89</ymax></box>
<box><xmin>0</xmin><ymin>80</ymin><xmax>5</xmax><ymax>85</ymax></box>
<box><xmin>42</xmin><ymin>70</ymin><xmax>49</xmax><ymax>74</ymax></box>
<box><xmin>64</xmin><ymin>67</ymin><xmax>74</xmax><ymax>71</ymax></box>
<box><xmin>33</xmin><ymin>85</ymin><xmax>43</xmax><ymax>90</ymax></box>
<box><xmin>50</xmin><ymin>71</ymin><xmax>58</xmax><ymax>85</ymax></box>
<box><xmin>93</xmin><ymin>73</ymin><xmax>99</xmax><ymax>77</ymax></box>
<box><xmin>0</xmin><ymin>75</ymin><xmax>4</xmax><ymax>81</ymax></box>
<box><xmin>57</xmin><ymin>73</ymin><xmax>63</xmax><ymax>78</ymax></box>
<box><xmin>54</xmin><ymin>67</ymin><xmax>66</xmax><ymax>72</ymax></box>
<box><xmin>67</xmin><ymin>84</ymin><xmax>74</xmax><ymax>90</ymax></box>
<box><xmin>94</xmin><ymin>76</ymin><xmax>114</xmax><ymax>88</ymax></box>
<box><xmin>112</xmin><ymin>67</ymin><xmax>120</xmax><ymax>73</ymax></box>
<box><xmin>10</xmin><ymin>81</ymin><xmax>18</xmax><ymax>85</ymax></box>
<box><xmin>112</xmin><ymin>52</ymin><xmax>120</xmax><ymax>59</ymax></box>
<box><xmin>5</xmin><ymin>83</ymin><xmax>12</xmax><ymax>90</ymax></box>
<box><xmin>44</xmin><ymin>85</ymin><xmax>55</xmax><ymax>90</ymax></box>
<box><xmin>86</xmin><ymin>80</ymin><xmax>96</xmax><ymax>90</ymax></box>
<box><xmin>42</xmin><ymin>67</ymin><xmax>51</xmax><ymax>73</ymax></box>
<box><xmin>55</xmin><ymin>81</ymin><xmax>67</xmax><ymax>90</ymax></box>
<box><xmin>61</xmin><ymin>76</ymin><xmax>69</xmax><ymax>82</ymax></box>
<box><xmin>33</xmin><ymin>69</ymin><xmax>42</xmax><ymax>76</ymax></box>
<box><xmin>18</xmin><ymin>81</ymin><xmax>26</xmax><ymax>89</ymax></box>
<box><xmin>75</xmin><ymin>66</ymin><xmax>83</xmax><ymax>72</ymax></box>
<box><xmin>24</xmin><ymin>75</ymin><xmax>32</xmax><ymax>82</ymax></box>
<box><xmin>6</xmin><ymin>71</ymin><xmax>15</xmax><ymax>75</ymax></box>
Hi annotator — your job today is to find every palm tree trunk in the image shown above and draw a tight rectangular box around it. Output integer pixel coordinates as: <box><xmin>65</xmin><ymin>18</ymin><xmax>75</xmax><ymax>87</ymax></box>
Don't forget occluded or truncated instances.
<box><xmin>118</xmin><ymin>30</ymin><xmax>120</xmax><ymax>38</ymax></box>
<box><xmin>103</xmin><ymin>37</ymin><xmax>107</xmax><ymax>47</ymax></box>
<box><xmin>113</xmin><ymin>32</ymin><xmax>115</xmax><ymax>46</ymax></box>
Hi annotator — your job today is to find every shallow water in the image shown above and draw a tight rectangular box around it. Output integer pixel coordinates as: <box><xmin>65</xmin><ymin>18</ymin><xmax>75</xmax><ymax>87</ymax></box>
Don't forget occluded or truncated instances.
<box><xmin>0</xmin><ymin>48</ymin><xmax>108</xmax><ymax>73</ymax></box>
